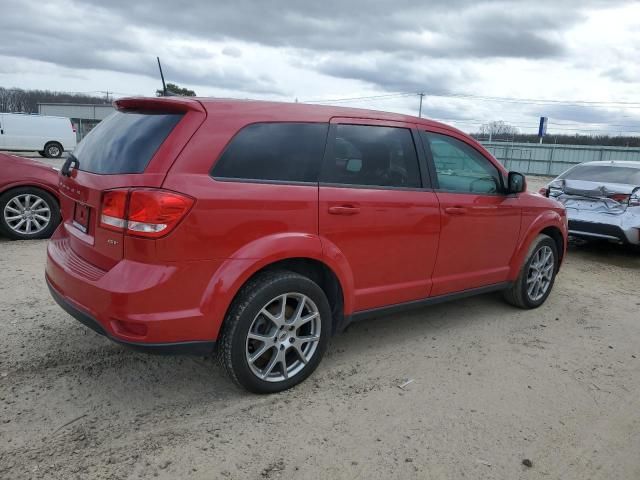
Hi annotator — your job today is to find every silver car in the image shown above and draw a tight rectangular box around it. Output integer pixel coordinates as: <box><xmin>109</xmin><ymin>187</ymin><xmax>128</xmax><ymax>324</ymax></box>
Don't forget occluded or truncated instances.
<box><xmin>541</xmin><ymin>161</ymin><xmax>640</xmax><ymax>245</ymax></box>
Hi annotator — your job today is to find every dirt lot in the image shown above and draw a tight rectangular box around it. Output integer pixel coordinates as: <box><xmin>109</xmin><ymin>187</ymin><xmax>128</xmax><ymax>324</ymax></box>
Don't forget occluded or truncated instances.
<box><xmin>1</xmin><ymin>176</ymin><xmax>639</xmax><ymax>479</ymax></box>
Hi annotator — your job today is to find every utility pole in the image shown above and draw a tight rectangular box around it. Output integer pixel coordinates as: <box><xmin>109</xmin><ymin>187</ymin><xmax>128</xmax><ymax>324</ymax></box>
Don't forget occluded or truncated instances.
<box><xmin>418</xmin><ymin>92</ymin><xmax>425</xmax><ymax>118</ymax></box>
<box><xmin>98</xmin><ymin>91</ymin><xmax>112</xmax><ymax>103</ymax></box>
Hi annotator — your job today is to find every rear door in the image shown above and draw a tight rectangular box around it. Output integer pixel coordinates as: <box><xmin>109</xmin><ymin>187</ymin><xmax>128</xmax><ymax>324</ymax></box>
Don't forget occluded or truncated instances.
<box><xmin>58</xmin><ymin>101</ymin><xmax>206</xmax><ymax>270</ymax></box>
<box><xmin>420</xmin><ymin>130</ymin><xmax>521</xmax><ymax>296</ymax></box>
<box><xmin>319</xmin><ymin>118</ymin><xmax>440</xmax><ymax>312</ymax></box>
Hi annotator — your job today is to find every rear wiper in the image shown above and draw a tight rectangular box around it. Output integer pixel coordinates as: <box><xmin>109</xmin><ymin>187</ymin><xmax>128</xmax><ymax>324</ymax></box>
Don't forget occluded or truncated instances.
<box><xmin>61</xmin><ymin>153</ymin><xmax>80</xmax><ymax>177</ymax></box>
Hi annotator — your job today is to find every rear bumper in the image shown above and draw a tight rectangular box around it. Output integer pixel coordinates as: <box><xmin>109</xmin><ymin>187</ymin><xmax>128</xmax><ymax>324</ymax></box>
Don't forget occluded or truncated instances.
<box><xmin>45</xmin><ymin>228</ymin><xmax>225</xmax><ymax>351</ymax></box>
<box><xmin>47</xmin><ymin>278</ymin><xmax>215</xmax><ymax>355</ymax></box>
<box><xmin>566</xmin><ymin>210</ymin><xmax>640</xmax><ymax>245</ymax></box>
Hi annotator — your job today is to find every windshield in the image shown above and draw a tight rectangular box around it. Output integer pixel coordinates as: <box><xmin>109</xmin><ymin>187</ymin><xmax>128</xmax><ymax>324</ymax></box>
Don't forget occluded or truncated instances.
<box><xmin>561</xmin><ymin>164</ymin><xmax>640</xmax><ymax>185</ymax></box>
<box><xmin>73</xmin><ymin>110</ymin><xmax>183</xmax><ymax>174</ymax></box>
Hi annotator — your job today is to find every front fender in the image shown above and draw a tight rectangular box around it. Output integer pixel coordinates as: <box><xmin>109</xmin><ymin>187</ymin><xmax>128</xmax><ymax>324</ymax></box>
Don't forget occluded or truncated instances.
<box><xmin>199</xmin><ymin>233</ymin><xmax>354</xmax><ymax>339</ymax></box>
<box><xmin>508</xmin><ymin>209</ymin><xmax>567</xmax><ymax>280</ymax></box>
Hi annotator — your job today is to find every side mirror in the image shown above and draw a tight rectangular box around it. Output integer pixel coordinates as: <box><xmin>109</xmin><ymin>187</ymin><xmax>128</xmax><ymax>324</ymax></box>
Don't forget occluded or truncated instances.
<box><xmin>508</xmin><ymin>171</ymin><xmax>526</xmax><ymax>194</ymax></box>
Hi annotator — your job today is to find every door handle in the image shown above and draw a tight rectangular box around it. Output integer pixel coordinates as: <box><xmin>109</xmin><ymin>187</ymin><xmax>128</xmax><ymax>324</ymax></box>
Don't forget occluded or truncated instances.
<box><xmin>444</xmin><ymin>206</ymin><xmax>467</xmax><ymax>215</ymax></box>
<box><xmin>328</xmin><ymin>205</ymin><xmax>361</xmax><ymax>215</ymax></box>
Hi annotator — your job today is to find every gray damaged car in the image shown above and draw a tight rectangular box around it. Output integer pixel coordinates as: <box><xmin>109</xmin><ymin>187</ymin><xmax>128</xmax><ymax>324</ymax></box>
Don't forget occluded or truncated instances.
<box><xmin>540</xmin><ymin>161</ymin><xmax>640</xmax><ymax>245</ymax></box>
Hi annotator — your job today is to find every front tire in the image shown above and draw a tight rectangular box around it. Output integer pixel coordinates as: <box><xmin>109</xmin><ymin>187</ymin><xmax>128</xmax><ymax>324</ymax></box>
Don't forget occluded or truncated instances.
<box><xmin>503</xmin><ymin>234</ymin><xmax>558</xmax><ymax>309</ymax></box>
<box><xmin>217</xmin><ymin>270</ymin><xmax>332</xmax><ymax>393</ymax></box>
<box><xmin>44</xmin><ymin>142</ymin><xmax>63</xmax><ymax>158</ymax></box>
<box><xmin>0</xmin><ymin>187</ymin><xmax>60</xmax><ymax>240</ymax></box>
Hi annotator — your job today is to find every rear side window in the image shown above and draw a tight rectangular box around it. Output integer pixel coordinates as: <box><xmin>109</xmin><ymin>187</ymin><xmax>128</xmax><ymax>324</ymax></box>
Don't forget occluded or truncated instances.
<box><xmin>73</xmin><ymin>111</ymin><xmax>183</xmax><ymax>174</ymax></box>
<box><xmin>561</xmin><ymin>165</ymin><xmax>640</xmax><ymax>184</ymax></box>
<box><xmin>212</xmin><ymin>123</ymin><xmax>329</xmax><ymax>183</ymax></box>
<box><xmin>321</xmin><ymin>124</ymin><xmax>422</xmax><ymax>188</ymax></box>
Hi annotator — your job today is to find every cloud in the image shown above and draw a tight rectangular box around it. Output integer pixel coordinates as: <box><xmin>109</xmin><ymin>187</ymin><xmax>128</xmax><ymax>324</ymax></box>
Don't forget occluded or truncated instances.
<box><xmin>311</xmin><ymin>56</ymin><xmax>461</xmax><ymax>94</ymax></box>
<box><xmin>1</xmin><ymin>0</ymin><xmax>639</xmax><ymax>135</ymax></box>
<box><xmin>222</xmin><ymin>46</ymin><xmax>243</xmax><ymax>58</ymax></box>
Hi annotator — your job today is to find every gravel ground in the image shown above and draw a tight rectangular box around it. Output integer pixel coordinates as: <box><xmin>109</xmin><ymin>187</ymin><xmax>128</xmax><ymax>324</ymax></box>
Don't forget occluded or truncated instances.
<box><xmin>1</xmin><ymin>176</ymin><xmax>639</xmax><ymax>479</ymax></box>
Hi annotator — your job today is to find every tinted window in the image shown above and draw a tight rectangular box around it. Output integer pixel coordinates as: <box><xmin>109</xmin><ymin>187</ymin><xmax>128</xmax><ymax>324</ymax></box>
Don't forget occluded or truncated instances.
<box><xmin>322</xmin><ymin>124</ymin><xmax>421</xmax><ymax>188</ymax></box>
<box><xmin>74</xmin><ymin>111</ymin><xmax>183</xmax><ymax>174</ymax></box>
<box><xmin>212</xmin><ymin>123</ymin><xmax>328</xmax><ymax>182</ymax></box>
<box><xmin>561</xmin><ymin>164</ymin><xmax>640</xmax><ymax>184</ymax></box>
<box><xmin>423</xmin><ymin>132</ymin><xmax>502</xmax><ymax>194</ymax></box>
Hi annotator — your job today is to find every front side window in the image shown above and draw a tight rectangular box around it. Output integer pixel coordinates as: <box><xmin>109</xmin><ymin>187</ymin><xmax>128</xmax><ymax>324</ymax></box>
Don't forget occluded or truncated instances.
<box><xmin>321</xmin><ymin>124</ymin><xmax>422</xmax><ymax>188</ymax></box>
<box><xmin>212</xmin><ymin>123</ymin><xmax>328</xmax><ymax>183</ymax></box>
<box><xmin>422</xmin><ymin>132</ymin><xmax>502</xmax><ymax>194</ymax></box>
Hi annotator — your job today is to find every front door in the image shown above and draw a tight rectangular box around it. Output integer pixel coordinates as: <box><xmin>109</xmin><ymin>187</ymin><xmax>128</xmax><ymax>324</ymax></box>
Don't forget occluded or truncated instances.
<box><xmin>319</xmin><ymin>119</ymin><xmax>440</xmax><ymax>312</ymax></box>
<box><xmin>420</xmin><ymin>130</ymin><xmax>522</xmax><ymax>296</ymax></box>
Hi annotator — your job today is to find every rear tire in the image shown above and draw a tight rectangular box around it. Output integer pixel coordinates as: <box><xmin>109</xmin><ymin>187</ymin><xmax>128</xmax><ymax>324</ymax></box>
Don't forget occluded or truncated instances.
<box><xmin>0</xmin><ymin>187</ymin><xmax>60</xmax><ymax>240</ymax></box>
<box><xmin>503</xmin><ymin>234</ymin><xmax>558</xmax><ymax>309</ymax></box>
<box><xmin>37</xmin><ymin>151</ymin><xmax>46</xmax><ymax>157</ymax></box>
<box><xmin>217</xmin><ymin>270</ymin><xmax>332</xmax><ymax>393</ymax></box>
<box><xmin>43</xmin><ymin>142</ymin><xmax>63</xmax><ymax>158</ymax></box>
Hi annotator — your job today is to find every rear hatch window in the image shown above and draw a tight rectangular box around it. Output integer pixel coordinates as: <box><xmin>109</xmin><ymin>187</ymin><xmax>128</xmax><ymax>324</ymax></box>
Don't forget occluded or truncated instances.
<box><xmin>73</xmin><ymin>110</ymin><xmax>183</xmax><ymax>174</ymax></box>
<box><xmin>562</xmin><ymin>165</ymin><xmax>640</xmax><ymax>185</ymax></box>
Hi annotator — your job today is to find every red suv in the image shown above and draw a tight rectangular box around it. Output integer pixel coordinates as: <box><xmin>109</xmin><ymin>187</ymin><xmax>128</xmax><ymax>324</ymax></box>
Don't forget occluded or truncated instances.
<box><xmin>46</xmin><ymin>97</ymin><xmax>567</xmax><ymax>392</ymax></box>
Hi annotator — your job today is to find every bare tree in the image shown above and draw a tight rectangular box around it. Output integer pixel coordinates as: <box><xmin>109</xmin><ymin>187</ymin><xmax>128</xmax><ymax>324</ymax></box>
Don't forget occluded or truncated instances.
<box><xmin>0</xmin><ymin>87</ymin><xmax>107</xmax><ymax>113</ymax></box>
<box><xmin>479</xmin><ymin>120</ymin><xmax>520</xmax><ymax>140</ymax></box>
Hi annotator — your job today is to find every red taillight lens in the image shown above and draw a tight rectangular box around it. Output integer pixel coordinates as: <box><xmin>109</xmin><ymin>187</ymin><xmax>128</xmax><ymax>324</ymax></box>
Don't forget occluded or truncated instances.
<box><xmin>609</xmin><ymin>193</ymin><xmax>630</xmax><ymax>203</ymax></box>
<box><xmin>538</xmin><ymin>187</ymin><xmax>549</xmax><ymax>197</ymax></box>
<box><xmin>100</xmin><ymin>190</ymin><xmax>128</xmax><ymax>231</ymax></box>
<box><xmin>99</xmin><ymin>189</ymin><xmax>193</xmax><ymax>238</ymax></box>
<box><xmin>126</xmin><ymin>190</ymin><xmax>194</xmax><ymax>238</ymax></box>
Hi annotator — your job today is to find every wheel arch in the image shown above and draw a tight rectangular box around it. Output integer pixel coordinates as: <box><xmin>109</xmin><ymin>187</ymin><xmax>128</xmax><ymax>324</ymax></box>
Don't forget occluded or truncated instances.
<box><xmin>509</xmin><ymin>212</ymin><xmax>567</xmax><ymax>279</ymax></box>
<box><xmin>540</xmin><ymin>225</ymin><xmax>565</xmax><ymax>271</ymax></box>
<box><xmin>44</xmin><ymin>139</ymin><xmax>64</xmax><ymax>149</ymax></box>
<box><xmin>200</xmin><ymin>234</ymin><xmax>355</xmax><ymax>340</ymax></box>
<box><xmin>207</xmin><ymin>256</ymin><xmax>348</xmax><ymax>339</ymax></box>
<box><xmin>0</xmin><ymin>183</ymin><xmax>60</xmax><ymax>204</ymax></box>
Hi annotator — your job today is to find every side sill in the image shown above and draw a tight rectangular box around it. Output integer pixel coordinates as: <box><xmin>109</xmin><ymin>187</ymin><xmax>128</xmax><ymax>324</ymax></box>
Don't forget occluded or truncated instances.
<box><xmin>343</xmin><ymin>282</ymin><xmax>512</xmax><ymax>327</ymax></box>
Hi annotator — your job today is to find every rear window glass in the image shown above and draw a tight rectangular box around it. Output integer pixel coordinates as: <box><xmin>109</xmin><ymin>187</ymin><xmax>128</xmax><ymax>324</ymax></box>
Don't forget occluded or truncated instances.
<box><xmin>561</xmin><ymin>165</ymin><xmax>640</xmax><ymax>185</ymax></box>
<box><xmin>73</xmin><ymin>111</ymin><xmax>183</xmax><ymax>174</ymax></box>
<box><xmin>212</xmin><ymin>123</ymin><xmax>328</xmax><ymax>183</ymax></box>
<box><xmin>321</xmin><ymin>124</ymin><xmax>422</xmax><ymax>188</ymax></box>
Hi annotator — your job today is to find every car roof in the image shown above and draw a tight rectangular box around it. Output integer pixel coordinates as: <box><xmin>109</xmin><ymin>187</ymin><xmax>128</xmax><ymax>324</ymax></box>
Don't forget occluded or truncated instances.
<box><xmin>114</xmin><ymin>96</ymin><xmax>466</xmax><ymax>136</ymax></box>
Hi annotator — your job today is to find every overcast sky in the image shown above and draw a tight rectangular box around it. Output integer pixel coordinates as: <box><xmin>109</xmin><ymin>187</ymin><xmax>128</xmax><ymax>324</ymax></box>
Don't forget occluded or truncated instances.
<box><xmin>2</xmin><ymin>0</ymin><xmax>640</xmax><ymax>135</ymax></box>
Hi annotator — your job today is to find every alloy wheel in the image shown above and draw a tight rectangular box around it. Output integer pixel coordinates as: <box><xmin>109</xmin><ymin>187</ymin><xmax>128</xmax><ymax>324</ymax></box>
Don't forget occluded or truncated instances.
<box><xmin>3</xmin><ymin>193</ymin><xmax>51</xmax><ymax>236</ymax></box>
<box><xmin>245</xmin><ymin>292</ymin><xmax>321</xmax><ymax>382</ymax></box>
<box><xmin>526</xmin><ymin>246</ymin><xmax>554</xmax><ymax>301</ymax></box>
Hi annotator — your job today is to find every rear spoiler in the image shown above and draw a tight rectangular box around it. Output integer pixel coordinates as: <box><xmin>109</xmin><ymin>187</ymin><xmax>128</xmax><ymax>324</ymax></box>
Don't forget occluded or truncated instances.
<box><xmin>113</xmin><ymin>97</ymin><xmax>205</xmax><ymax>114</ymax></box>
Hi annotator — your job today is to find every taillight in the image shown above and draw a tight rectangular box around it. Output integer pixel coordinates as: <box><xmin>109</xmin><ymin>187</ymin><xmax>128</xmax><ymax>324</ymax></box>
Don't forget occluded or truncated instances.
<box><xmin>609</xmin><ymin>193</ymin><xmax>630</xmax><ymax>203</ymax></box>
<box><xmin>127</xmin><ymin>190</ymin><xmax>194</xmax><ymax>237</ymax></box>
<box><xmin>100</xmin><ymin>190</ymin><xmax>128</xmax><ymax>231</ymax></box>
<box><xmin>538</xmin><ymin>187</ymin><xmax>549</xmax><ymax>197</ymax></box>
<box><xmin>99</xmin><ymin>189</ymin><xmax>193</xmax><ymax>238</ymax></box>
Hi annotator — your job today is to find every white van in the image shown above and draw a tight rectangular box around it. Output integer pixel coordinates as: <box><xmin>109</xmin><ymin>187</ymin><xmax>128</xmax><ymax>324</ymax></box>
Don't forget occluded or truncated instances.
<box><xmin>0</xmin><ymin>113</ymin><xmax>77</xmax><ymax>158</ymax></box>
